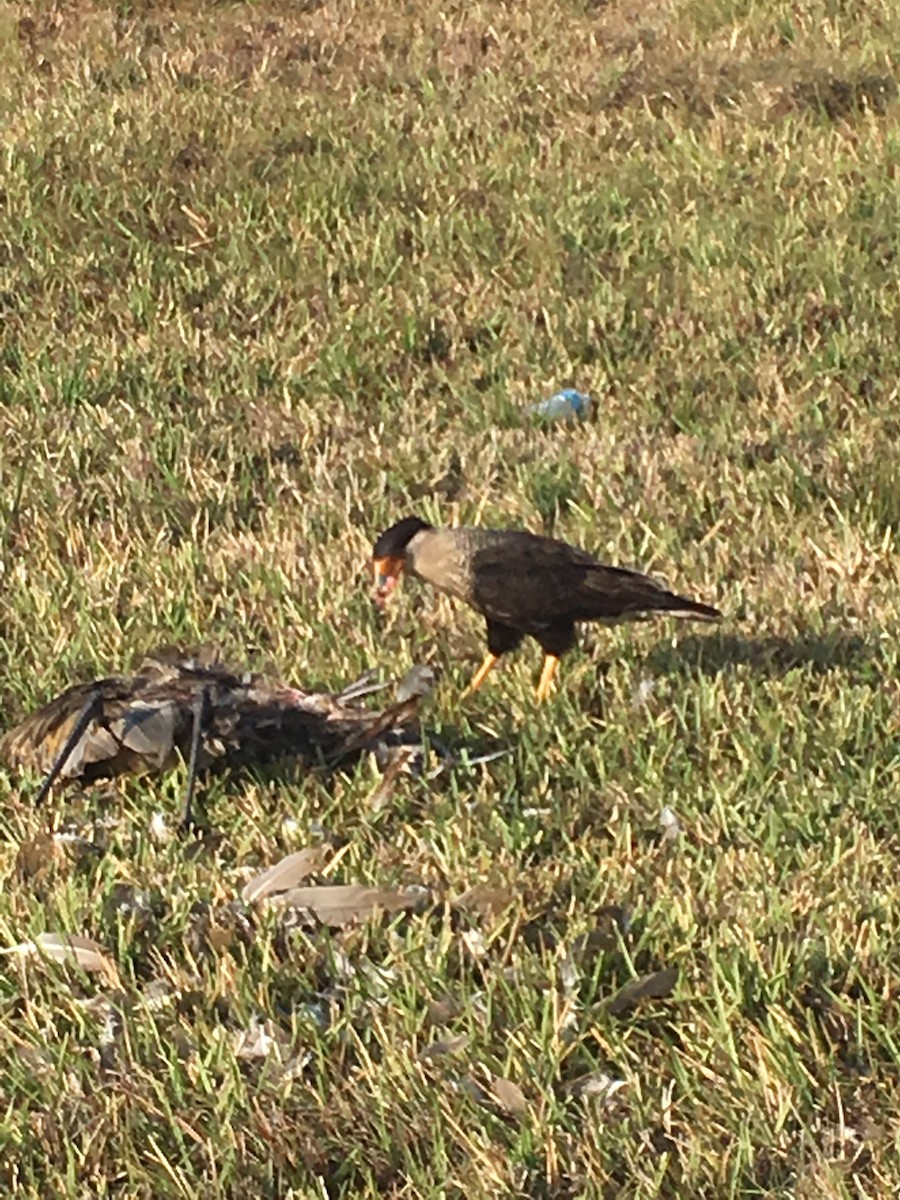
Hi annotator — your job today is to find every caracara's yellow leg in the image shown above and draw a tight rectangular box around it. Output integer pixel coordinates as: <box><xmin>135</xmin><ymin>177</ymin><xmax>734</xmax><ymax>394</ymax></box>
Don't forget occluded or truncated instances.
<box><xmin>535</xmin><ymin>655</ymin><xmax>561</xmax><ymax>702</ymax></box>
<box><xmin>462</xmin><ymin>653</ymin><xmax>500</xmax><ymax>698</ymax></box>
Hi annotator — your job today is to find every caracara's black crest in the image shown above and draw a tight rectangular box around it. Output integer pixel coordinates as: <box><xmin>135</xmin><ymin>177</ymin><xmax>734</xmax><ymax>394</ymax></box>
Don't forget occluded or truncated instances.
<box><xmin>373</xmin><ymin>515</ymin><xmax>434</xmax><ymax>558</ymax></box>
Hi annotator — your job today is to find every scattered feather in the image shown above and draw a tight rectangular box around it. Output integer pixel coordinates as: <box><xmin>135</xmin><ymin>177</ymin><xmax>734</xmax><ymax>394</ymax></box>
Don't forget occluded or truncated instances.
<box><xmin>1</xmin><ymin>932</ymin><xmax>113</xmax><ymax>974</ymax></box>
<box><xmin>141</xmin><ymin>978</ymin><xmax>177</xmax><ymax>1012</ymax></box>
<box><xmin>52</xmin><ymin>830</ymin><xmax>103</xmax><ymax>857</ymax></box>
<box><xmin>460</xmin><ymin>929</ymin><xmax>488</xmax><ymax>960</ymax></box>
<box><xmin>103</xmin><ymin>884</ymin><xmax>157</xmax><ymax>934</ymax></box>
<box><xmin>424</xmin><ymin>745</ymin><xmax>512</xmax><ymax>781</ymax></box>
<box><xmin>453</xmin><ymin>885</ymin><xmax>516</xmax><ymax>917</ymax></box>
<box><xmin>336</xmin><ymin>669</ymin><xmax>387</xmax><ymax>703</ymax></box>
<box><xmin>264</xmin><ymin>883</ymin><xmax>428</xmax><ymax>928</ymax></box>
<box><xmin>427</xmin><ymin>996</ymin><xmax>463</xmax><ymax>1025</ymax></box>
<box><xmin>297</xmin><ymin>998</ymin><xmax>331</xmax><ymax>1030</ymax></box>
<box><xmin>660</xmin><ymin>806</ymin><xmax>683</xmax><ymax>843</ymax></box>
<box><xmin>566</xmin><ymin>1071</ymin><xmax>627</xmax><ymax>1103</ymax></box>
<box><xmin>241</xmin><ymin>847</ymin><xmax>328</xmax><ymax>904</ymax></box>
<box><xmin>231</xmin><ymin>1016</ymin><xmax>311</xmax><ymax>1081</ymax></box>
<box><xmin>457</xmin><ymin>748</ymin><xmax>514</xmax><ymax>769</ymax></box>
<box><xmin>490</xmin><ymin>1076</ymin><xmax>529</xmax><ymax>1117</ymax></box>
<box><xmin>558</xmin><ymin>1004</ymin><xmax>580</xmax><ymax>1043</ymax></box>
<box><xmin>420</xmin><ymin>1034</ymin><xmax>469</xmax><ymax>1061</ymax></box>
<box><xmin>558</xmin><ymin>952</ymin><xmax>580</xmax><ymax>999</ymax></box>
<box><xmin>632</xmin><ymin>677</ymin><xmax>657</xmax><ymax>710</ymax></box>
<box><xmin>330</xmin><ymin>948</ymin><xmax>357</xmax><ymax>981</ymax></box>
<box><xmin>403</xmin><ymin>883</ymin><xmax>431</xmax><ymax>902</ymax></box>
<box><xmin>369</xmin><ymin>744</ymin><xmax>419</xmax><ymax>809</ymax></box>
<box><xmin>233</xmin><ymin>1016</ymin><xmax>287</xmax><ymax>1060</ymax></box>
<box><xmin>394</xmin><ymin>664</ymin><xmax>436</xmax><ymax>703</ymax></box>
<box><xmin>148</xmin><ymin>811</ymin><xmax>172</xmax><ymax>845</ymax></box>
<box><xmin>607</xmin><ymin>967</ymin><xmax>678</xmax><ymax>1016</ymax></box>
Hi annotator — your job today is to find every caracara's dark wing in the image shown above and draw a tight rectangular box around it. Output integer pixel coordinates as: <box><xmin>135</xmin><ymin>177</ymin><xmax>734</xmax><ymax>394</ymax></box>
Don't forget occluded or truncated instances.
<box><xmin>467</xmin><ymin>531</ymin><xmax>719</xmax><ymax>632</ymax></box>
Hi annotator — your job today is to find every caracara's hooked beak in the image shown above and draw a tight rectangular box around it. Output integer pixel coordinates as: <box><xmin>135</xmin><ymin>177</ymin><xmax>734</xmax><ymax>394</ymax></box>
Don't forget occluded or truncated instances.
<box><xmin>372</xmin><ymin>557</ymin><xmax>405</xmax><ymax>608</ymax></box>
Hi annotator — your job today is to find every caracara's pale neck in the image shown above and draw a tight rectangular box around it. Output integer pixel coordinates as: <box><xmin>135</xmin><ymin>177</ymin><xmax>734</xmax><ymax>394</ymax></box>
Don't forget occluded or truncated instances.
<box><xmin>405</xmin><ymin>527</ymin><xmax>472</xmax><ymax>602</ymax></box>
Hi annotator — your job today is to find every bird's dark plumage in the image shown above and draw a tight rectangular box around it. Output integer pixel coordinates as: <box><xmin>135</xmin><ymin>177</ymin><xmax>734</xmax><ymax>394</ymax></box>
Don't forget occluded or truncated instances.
<box><xmin>467</xmin><ymin>530</ymin><xmax>720</xmax><ymax>634</ymax></box>
<box><xmin>371</xmin><ymin>516</ymin><xmax>721</xmax><ymax>700</ymax></box>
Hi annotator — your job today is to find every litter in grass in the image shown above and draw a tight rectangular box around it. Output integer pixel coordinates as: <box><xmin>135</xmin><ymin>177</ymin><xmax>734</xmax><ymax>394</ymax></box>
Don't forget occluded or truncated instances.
<box><xmin>527</xmin><ymin>388</ymin><xmax>591</xmax><ymax>423</ymax></box>
<box><xmin>460</xmin><ymin>929</ymin><xmax>489</xmax><ymax>960</ymax></box>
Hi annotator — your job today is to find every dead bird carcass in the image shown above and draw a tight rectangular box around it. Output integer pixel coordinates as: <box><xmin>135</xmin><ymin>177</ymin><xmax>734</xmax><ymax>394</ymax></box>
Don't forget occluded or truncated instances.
<box><xmin>0</xmin><ymin>650</ymin><xmax>427</xmax><ymax>821</ymax></box>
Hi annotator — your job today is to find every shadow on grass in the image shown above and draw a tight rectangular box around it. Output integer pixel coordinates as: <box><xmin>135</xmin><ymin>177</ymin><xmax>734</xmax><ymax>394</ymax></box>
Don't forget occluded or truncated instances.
<box><xmin>645</xmin><ymin>631</ymin><xmax>886</xmax><ymax>679</ymax></box>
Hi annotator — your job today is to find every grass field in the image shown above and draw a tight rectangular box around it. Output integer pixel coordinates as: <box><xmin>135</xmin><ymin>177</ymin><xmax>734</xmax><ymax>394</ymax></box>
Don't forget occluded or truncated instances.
<box><xmin>2</xmin><ymin>0</ymin><xmax>900</xmax><ymax>1195</ymax></box>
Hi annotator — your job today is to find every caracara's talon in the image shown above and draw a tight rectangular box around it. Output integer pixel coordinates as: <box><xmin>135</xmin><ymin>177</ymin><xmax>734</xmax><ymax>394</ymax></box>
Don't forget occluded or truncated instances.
<box><xmin>460</xmin><ymin>652</ymin><xmax>499</xmax><ymax>699</ymax></box>
<box><xmin>534</xmin><ymin>654</ymin><xmax>560</xmax><ymax>702</ymax></box>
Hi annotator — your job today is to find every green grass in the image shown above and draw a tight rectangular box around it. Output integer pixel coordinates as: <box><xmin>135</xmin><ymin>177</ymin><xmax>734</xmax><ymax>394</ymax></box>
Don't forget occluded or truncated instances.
<box><xmin>2</xmin><ymin>0</ymin><xmax>900</xmax><ymax>1195</ymax></box>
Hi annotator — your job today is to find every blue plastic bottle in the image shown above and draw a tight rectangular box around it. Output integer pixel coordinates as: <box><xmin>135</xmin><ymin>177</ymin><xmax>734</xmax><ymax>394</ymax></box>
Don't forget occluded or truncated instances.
<box><xmin>528</xmin><ymin>388</ymin><xmax>591</xmax><ymax>422</ymax></box>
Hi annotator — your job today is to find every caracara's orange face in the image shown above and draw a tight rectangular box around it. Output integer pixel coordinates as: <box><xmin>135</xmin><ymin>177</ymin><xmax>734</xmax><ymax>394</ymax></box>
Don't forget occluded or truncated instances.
<box><xmin>371</xmin><ymin>516</ymin><xmax>432</xmax><ymax>608</ymax></box>
<box><xmin>372</xmin><ymin>556</ymin><xmax>405</xmax><ymax>608</ymax></box>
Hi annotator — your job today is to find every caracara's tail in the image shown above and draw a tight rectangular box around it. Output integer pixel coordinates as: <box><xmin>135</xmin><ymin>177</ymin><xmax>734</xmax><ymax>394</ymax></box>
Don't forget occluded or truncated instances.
<box><xmin>652</xmin><ymin>591</ymin><xmax>721</xmax><ymax>622</ymax></box>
